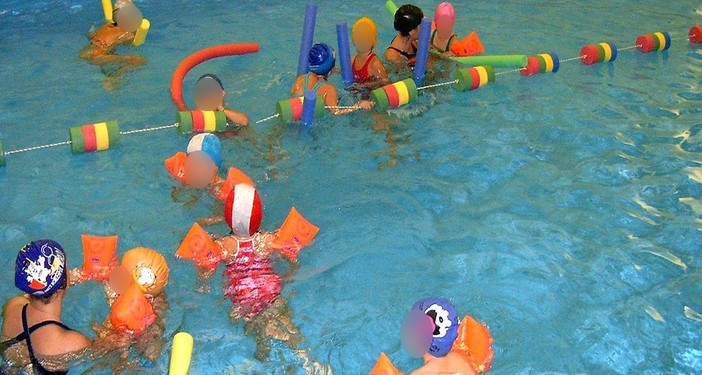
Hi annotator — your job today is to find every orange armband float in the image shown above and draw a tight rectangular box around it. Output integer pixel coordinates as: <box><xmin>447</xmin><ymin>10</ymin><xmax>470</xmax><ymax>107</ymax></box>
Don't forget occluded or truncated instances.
<box><xmin>451</xmin><ymin>315</ymin><xmax>494</xmax><ymax>373</ymax></box>
<box><xmin>272</xmin><ymin>207</ymin><xmax>320</xmax><ymax>260</ymax></box>
<box><xmin>109</xmin><ymin>282</ymin><xmax>156</xmax><ymax>335</ymax></box>
<box><xmin>165</xmin><ymin>152</ymin><xmax>188</xmax><ymax>184</ymax></box>
<box><xmin>80</xmin><ymin>234</ymin><xmax>118</xmax><ymax>281</ymax></box>
<box><xmin>369</xmin><ymin>352</ymin><xmax>403</xmax><ymax>375</ymax></box>
<box><xmin>216</xmin><ymin>167</ymin><xmax>255</xmax><ymax>202</ymax></box>
<box><xmin>175</xmin><ymin>223</ymin><xmax>223</xmax><ymax>270</ymax></box>
<box><xmin>451</xmin><ymin>31</ymin><xmax>485</xmax><ymax>57</ymax></box>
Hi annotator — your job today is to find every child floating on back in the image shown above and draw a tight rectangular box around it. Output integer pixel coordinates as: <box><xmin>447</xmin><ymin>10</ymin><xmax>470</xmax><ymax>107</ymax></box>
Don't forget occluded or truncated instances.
<box><xmin>79</xmin><ymin>0</ymin><xmax>147</xmax><ymax>89</ymax></box>
<box><xmin>351</xmin><ymin>17</ymin><xmax>388</xmax><ymax>89</ymax></box>
<box><xmin>291</xmin><ymin>43</ymin><xmax>374</xmax><ymax>114</ymax></box>
<box><xmin>194</xmin><ymin>74</ymin><xmax>249</xmax><ymax>126</ymax></box>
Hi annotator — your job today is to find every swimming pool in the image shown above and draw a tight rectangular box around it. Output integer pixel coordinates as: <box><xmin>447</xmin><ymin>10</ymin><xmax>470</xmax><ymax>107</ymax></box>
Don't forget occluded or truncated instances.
<box><xmin>1</xmin><ymin>0</ymin><xmax>701</xmax><ymax>373</ymax></box>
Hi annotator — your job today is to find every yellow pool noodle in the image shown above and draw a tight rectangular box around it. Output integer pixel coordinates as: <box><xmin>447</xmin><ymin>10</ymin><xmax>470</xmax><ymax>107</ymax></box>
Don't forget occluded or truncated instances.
<box><xmin>132</xmin><ymin>19</ymin><xmax>150</xmax><ymax>47</ymax></box>
<box><xmin>169</xmin><ymin>332</ymin><xmax>194</xmax><ymax>375</ymax></box>
<box><xmin>101</xmin><ymin>0</ymin><xmax>113</xmax><ymax>23</ymax></box>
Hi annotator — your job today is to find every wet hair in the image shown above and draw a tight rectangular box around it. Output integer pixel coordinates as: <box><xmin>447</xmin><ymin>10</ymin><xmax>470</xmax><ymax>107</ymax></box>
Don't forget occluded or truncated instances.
<box><xmin>32</xmin><ymin>277</ymin><xmax>67</xmax><ymax>305</ymax></box>
<box><xmin>394</xmin><ymin>4</ymin><xmax>424</xmax><ymax>36</ymax></box>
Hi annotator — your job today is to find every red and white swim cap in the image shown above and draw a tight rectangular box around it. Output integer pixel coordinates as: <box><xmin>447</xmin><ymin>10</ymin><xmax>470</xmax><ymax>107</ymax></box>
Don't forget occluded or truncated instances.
<box><xmin>225</xmin><ymin>183</ymin><xmax>262</xmax><ymax>238</ymax></box>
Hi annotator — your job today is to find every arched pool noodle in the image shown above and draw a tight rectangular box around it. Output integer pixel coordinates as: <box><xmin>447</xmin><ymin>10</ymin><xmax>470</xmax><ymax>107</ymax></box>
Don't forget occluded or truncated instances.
<box><xmin>170</xmin><ymin>43</ymin><xmax>260</xmax><ymax>111</ymax></box>
<box><xmin>336</xmin><ymin>23</ymin><xmax>354</xmax><ymax>86</ymax></box>
<box><xmin>413</xmin><ymin>18</ymin><xmax>432</xmax><ymax>83</ymax></box>
<box><xmin>450</xmin><ymin>54</ymin><xmax>528</xmax><ymax>68</ymax></box>
<box><xmin>297</xmin><ymin>4</ymin><xmax>317</xmax><ymax>76</ymax></box>
<box><xmin>301</xmin><ymin>90</ymin><xmax>317</xmax><ymax>128</ymax></box>
<box><xmin>386</xmin><ymin>0</ymin><xmax>399</xmax><ymax>17</ymax></box>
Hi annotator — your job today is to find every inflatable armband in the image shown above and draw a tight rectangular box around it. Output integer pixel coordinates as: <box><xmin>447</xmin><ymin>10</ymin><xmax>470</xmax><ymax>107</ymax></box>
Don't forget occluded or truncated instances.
<box><xmin>176</xmin><ymin>223</ymin><xmax>223</xmax><ymax>270</ymax></box>
<box><xmin>272</xmin><ymin>207</ymin><xmax>319</xmax><ymax>260</ymax></box>
<box><xmin>109</xmin><ymin>282</ymin><xmax>156</xmax><ymax>334</ymax></box>
<box><xmin>369</xmin><ymin>352</ymin><xmax>403</xmax><ymax>375</ymax></box>
<box><xmin>216</xmin><ymin>167</ymin><xmax>255</xmax><ymax>202</ymax></box>
<box><xmin>81</xmin><ymin>234</ymin><xmax>118</xmax><ymax>281</ymax></box>
<box><xmin>451</xmin><ymin>31</ymin><xmax>485</xmax><ymax>57</ymax></box>
<box><xmin>165</xmin><ymin>152</ymin><xmax>188</xmax><ymax>184</ymax></box>
<box><xmin>121</xmin><ymin>247</ymin><xmax>169</xmax><ymax>296</ymax></box>
<box><xmin>451</xmin><ymin>315</ymin><xmax>494</xmax><ymax>373</ymax></box>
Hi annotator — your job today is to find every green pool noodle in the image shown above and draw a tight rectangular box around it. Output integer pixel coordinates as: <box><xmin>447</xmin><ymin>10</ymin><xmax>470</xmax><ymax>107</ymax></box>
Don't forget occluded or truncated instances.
<box><xmin>450</xmin><ymin>54</ymin><xmax>528</xmax><ymax>68</ymax></box>
<box><xmin>370</xmin><ymin>88</ymin><xmax>390</xmax><ymax>111</ymax></box>
<box><xmin>386</xmin><ymin>0</ymin><xmax>398</xmax><ymax>17</ymax></box>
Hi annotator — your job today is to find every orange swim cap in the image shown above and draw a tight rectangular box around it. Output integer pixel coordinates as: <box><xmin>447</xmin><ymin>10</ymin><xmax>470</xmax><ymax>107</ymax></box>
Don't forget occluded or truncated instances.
<box><xmin>352</xmin><ymin>17</ymin><xmax>378</xmax><ymax>49</ymax></box>
<box><xmin>121</xmin><ymin>247</ymin><xmax>169</xmax><ymax>296</ymax></box>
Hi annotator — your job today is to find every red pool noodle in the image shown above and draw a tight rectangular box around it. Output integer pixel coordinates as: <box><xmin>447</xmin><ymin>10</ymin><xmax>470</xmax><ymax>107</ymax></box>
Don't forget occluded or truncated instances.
<box><xmin>191</xmin><ymin>110</ymin><xmax>205</xmax><ymax>132</ymax></box>
<box><xmin>170</xmin><ymin>43</ymin><xmax>260</xmax><ymax>111</ymax></box>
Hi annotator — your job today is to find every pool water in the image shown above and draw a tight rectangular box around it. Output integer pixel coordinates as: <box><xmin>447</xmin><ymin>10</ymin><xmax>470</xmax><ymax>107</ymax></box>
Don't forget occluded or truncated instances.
<box><xmin>1</xmin><ymin>0</ymin><xmax>702</xmax><ymax>373</ymax></box>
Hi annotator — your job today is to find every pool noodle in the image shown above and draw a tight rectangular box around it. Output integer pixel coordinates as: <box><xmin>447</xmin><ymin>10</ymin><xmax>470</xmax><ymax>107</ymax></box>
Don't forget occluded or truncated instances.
<box><xmin>413</xmin><ymin>18</ymin><xmax>432</xmax><ymax>83</ymax></box>
<box><xmin>336</xmin><ymin>23</ymin><xmax>354</xmax><ymax>86</ymax></box>
<box><xmin>169</xmin><ymin>332</ymin><xmax>194</xmax><ymax>375</ymax></box>
<box><xmin>301</xmin><ymin>90</ymin><xmax>317</xmax><ymax>128</ymax></box>
<box><xmin>132</xmin><ymin>19</ymin><xmax>150</xmax><ymax>47</ymax></box>
<box><xmin>297</xmin><ymin>4</ymin><xmax>317</xmax><ymax>76</ymax></box>
<box><xmin>386</xmin><ymin>0</ymin><xmax>399</xmax><ymax>17</ymax></box>
<box><xmin>101</xmin><ymin>0</ymin><xmax>113</xmax><ymax>22</ymax></box>
<box><xmin>448</xmin><ymin>54</ymin><xmax>528</xmax><ymax>68</ymax></box>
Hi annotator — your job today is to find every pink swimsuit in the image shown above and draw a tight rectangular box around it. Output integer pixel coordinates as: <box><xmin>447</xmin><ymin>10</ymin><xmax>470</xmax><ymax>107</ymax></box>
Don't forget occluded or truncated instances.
<box><xmin>222</xmin><ymin>239</ymin><xmax>282</xmax><ymax>320</ymax></box>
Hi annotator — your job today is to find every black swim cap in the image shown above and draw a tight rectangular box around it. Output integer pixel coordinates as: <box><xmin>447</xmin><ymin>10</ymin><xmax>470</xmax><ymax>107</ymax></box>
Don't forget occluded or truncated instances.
<box><xmin>196</xmin><ymin>74</ymin><xmax>224</xmax><ymax>90</ymax></box>
<box><xmin>394</xmin><ymin>4</ymin><xmax>424</xmax><ymax>36</ymax></box>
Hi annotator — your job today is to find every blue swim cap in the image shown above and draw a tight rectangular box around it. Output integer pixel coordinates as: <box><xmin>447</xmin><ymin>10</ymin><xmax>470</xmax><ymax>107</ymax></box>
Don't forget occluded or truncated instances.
<box><xmin>411</xmin><ymin>297</ymin><xmax>459</xmax><ymax>357</ymax></box>
<box><xmin>187</xmin><ymin>133</ymin><xmax>222</xmax><ymax>168</ymax></box>
<box><xmin>15</xmin><ymin>240</ymin><xmax>67</xmax><ymax>297</ymax></box>
<box><xmin>308</xmin><ymin>43</ymin><xmax>336</xmax><ymax>76</ymax></box>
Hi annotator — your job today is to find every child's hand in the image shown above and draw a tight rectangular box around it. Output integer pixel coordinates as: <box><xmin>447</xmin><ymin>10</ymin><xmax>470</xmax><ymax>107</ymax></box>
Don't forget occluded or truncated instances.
<box><xmin>217</xmin><ymin>92</ymin><xmax>226</xmax><ymax>112</ymax></box>
<box><xmin>358</xmin><ymin>100</ymin><xmax>374</xmax><ymax>110</ymax></box>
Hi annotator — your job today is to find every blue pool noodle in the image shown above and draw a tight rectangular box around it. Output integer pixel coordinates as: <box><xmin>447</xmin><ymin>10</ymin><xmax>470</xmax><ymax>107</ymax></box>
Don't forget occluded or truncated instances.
<box><xmin>301</xmin><ymin>90</ymin><xmax>317</xmax><ymax>128</ymax></box>
<box><xmin>413</xmin><ymin>18</ymin><xmax>432</xmax><ymax>83</ymax></box>
<box><xmin>297</xmin><ymin>4</ymin><xmax>317</xmax><ymax>76</ymax></box>
<box><xmin>336</xmin><ymin>23</ymin><xmax>354</xmax><ymax>86</ymax></box>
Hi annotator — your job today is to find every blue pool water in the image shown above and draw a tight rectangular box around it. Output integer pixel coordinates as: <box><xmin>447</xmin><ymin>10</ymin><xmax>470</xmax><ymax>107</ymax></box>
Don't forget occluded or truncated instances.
<box><xmin>1</xmin><ymin>0</ymin><xmax>702</xmax><ymax>373</ymax></box>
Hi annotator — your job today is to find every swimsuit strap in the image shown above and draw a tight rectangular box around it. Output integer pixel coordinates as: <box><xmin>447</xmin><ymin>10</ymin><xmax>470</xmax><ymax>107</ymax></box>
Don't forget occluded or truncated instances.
<box><xmin>20</xmin><ymin>305</ymin><xmax>70</xmax><ymax>375</ymax></box>
<box><xmin>445</xmin><ymin>34</ymin><xmax>457</xmax><ymax>52</ymax></box>
<box><xmin>360</xmin><ymin>52</ymin><xmax>377</xmax><ymax>72</ymax></box>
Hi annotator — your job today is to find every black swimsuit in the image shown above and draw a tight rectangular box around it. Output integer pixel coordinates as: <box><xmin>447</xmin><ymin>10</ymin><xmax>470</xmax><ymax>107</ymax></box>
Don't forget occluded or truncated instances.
<box><xmin>1</xmin><ymin>305</ymin><xmax>72</xmax><ymax>375</ymax></box>
<box><xmin>386</xmin><ymin>36</ymin><xmax>417</xmax><ymax>59</ymax></box>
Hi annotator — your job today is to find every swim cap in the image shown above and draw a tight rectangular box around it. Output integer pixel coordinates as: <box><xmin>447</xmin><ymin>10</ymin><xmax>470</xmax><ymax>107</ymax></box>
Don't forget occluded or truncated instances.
<box><xmin>352</xmin><ymin>17</ymin><xmax>378</xmax><ymax>48</ymax></box>
<box><xmin>308</xmin><ymin>43</ymin><xmax>336</xmax><ymax>76</ymax></box>
<box><xmin>225</xmin><ymin>183</ymin><xmax>263</xmax><ymax>238</ymax></box>
<box><xmin>196</xmin><ymin>74</ymin><xmax>224</xmax><ymax>90</ymax></box>
<box><xmin>113</xmin><ymin>0</ymin><xmax>143</xmax><ymax>33</ymax></box>
<box><xmin>187</xmin><ymin>133</ymin><xmax>222</xmax><ymax>168</ymax></box>
<box><xmin>120</xmin><ymin>247</ymin><xmax>169</xmax><ymax>296</ymax></box>
<box><xmin>15</xmin><ymin>240</ymin><xmax>66</xmax><ymax>297</ymax></box>
<box><xmin>394</xmin><ymin>4</ymin><xmax>424</xmax><ymax>36</ymax></box>
<box><xmin>434</xmin><ymin>2</ymin><xmax>455</xmax><ymax>25</ymax></box>
<box><xmin>411</xmin><ymin>297</ymin><xmax>459</xmax><ymax>357</ymax></box>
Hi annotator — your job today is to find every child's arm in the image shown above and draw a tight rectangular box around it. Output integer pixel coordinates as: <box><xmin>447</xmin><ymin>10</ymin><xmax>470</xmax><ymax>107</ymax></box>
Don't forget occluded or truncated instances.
<box><xmin>218</xmin><ymin>93</ymin><xmax>249</xmax><ymax>126</ymax></box>
<box><xmin>290</xmin><ymin>75</ymin><xmax>304</xmax><ymax>96</ymax></box>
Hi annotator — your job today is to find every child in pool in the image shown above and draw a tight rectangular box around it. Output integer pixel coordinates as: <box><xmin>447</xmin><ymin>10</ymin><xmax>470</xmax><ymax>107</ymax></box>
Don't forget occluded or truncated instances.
<box><xmin>79</xmin><ymin>0</ymin><xmax>146</xmax><ymax>89</ymax></box>
<box><xmin>430</xmin><ymin>2</ymin><xmax>458</xmax><ymax>56</ymax></box>
<box><xmin>407</xmin><ymin>298</ymin><xmax>476</xmax><ymax>375</ymax></box>
<box><xmin>194</xmin><ymin>74</ymin><xmax>250</xmax><ymax>126</ymax></box>
<box><xmin>351</xmin><ymin>17</ymin><xmax>388</xmax><ymax>89</ymax></box>
<box><xmin>188</xmin><ymin>184</ymin><xmax>327</xmax><ymax>372</ymax></box>
<box><xmin>292</xmin><ymin>43</ymin><xmax>374</xmax><ymax>115</ymax></box>
<box><xmin>385</xmin><ymin>4</ymin><xmax>424</xmax><ymax>64</ymax></box>
<box><xmin>69</xmin><ymin>247</ymin><xmax>169</xmax><ymax>373</ymax></box>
